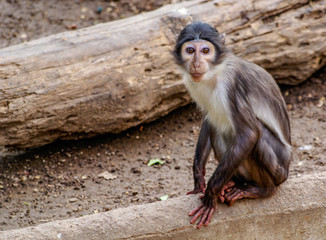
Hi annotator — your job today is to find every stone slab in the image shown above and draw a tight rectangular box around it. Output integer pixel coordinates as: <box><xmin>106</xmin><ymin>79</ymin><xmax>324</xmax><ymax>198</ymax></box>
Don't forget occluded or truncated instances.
<box><xmin>1</xmin><ymin>172</ymin><xmax>325</xmax><ymax>240</ymax></box>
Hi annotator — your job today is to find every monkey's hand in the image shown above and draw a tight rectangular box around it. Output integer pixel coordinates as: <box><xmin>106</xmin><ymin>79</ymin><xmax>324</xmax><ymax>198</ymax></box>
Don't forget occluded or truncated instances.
<box><xmin>186</xmin><ymin>171</ymin><xmax>206</xmax><ymax>195</ymax></box>
<box><xmin>189</xmin><ymin>190</ymin><xmax>217</xmax><ymax>228</ymax></box>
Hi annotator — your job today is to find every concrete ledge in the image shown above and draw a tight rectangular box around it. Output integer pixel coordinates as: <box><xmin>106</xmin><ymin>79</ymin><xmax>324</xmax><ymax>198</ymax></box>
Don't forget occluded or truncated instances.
<box><xmin>1</xmin><ymin>172</ymin><xmax>325</xmax><ymax>240</ymax></box>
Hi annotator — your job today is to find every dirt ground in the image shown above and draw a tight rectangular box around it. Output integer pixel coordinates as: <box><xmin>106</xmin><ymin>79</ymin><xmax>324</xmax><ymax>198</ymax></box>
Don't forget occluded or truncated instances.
<box><xmin>0</xmin><ymin>0</ymin><xmax>325</xmax><ymax>231</ymax></box>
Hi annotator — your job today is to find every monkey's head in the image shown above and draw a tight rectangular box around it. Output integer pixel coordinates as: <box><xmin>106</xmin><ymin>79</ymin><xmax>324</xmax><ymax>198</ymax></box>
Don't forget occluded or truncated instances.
<box><xmin>173</xmin><ymin>22</ymin><xmax>227</xmax><ymax>82</ymax></box>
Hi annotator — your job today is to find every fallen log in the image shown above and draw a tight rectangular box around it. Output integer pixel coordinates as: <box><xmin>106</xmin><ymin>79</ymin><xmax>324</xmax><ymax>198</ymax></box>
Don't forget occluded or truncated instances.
<box><xmin>0</xmin><ymin>0</ymin><xmax>325</xmax><ymax>149</ymax></box>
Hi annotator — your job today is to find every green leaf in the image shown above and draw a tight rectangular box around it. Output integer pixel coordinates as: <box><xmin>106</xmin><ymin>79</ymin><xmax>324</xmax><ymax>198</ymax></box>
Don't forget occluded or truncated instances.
<box><xmin>147</xmin><ymin>158</ymin><xmax>165</xmax><ymax>166</ymax></box>
<box><xmin>159</xmin><ymin>195</ymin><xmax>169</xmax><ymax>201</ymax></box>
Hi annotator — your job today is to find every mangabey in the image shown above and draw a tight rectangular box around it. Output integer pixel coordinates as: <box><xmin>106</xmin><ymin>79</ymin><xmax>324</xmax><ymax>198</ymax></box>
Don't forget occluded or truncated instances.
<box><xmin>173</xmin><ymin>22</ymin><xmax>292</xmax><ymax>229</ymax></box>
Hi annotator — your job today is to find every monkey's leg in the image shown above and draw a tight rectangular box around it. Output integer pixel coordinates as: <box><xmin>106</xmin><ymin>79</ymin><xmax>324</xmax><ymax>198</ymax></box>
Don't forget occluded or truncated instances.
<box><xmin>252</xmin><ymin>124</ymin><xmax>291</xmax><ymax>186</ymax></box>
<box><xmin>224</xmin><ymin>184</ymin><xmax>276</xmax><ymax>206</ymax></box>
<box><xmin>225</xmin><ymin>125</ymin><xmax>291</xmax><ymax>206</ymax></box>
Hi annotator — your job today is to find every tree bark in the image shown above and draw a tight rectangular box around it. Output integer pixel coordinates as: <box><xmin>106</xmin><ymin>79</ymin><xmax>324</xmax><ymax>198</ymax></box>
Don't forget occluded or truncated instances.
<box><xmin>0</xmin><ymin>0</ymin><xmax>325</xmax><ymax>149</ymax></box>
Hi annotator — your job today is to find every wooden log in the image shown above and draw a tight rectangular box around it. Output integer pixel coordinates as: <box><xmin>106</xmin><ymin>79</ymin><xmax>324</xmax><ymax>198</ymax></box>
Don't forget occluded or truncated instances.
<box><xmin>0</xmin><ymin>0</ymin><xmax>325</xmax><ymax>149</ymax></box>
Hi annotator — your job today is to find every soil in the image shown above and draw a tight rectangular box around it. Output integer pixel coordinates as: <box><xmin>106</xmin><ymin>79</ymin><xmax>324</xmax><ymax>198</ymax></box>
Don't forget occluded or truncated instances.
<box><xmin>0</xmin><ymin>0</ymin><xmax>325</xmax><ymax>231</ymax></box>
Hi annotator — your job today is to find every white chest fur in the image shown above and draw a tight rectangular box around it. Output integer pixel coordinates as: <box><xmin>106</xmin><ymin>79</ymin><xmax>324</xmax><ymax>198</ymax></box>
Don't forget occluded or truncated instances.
<box><xmin>184</xmin><ymin>74</ymin><xmax>234</xmax><ymax>136</ymax></box>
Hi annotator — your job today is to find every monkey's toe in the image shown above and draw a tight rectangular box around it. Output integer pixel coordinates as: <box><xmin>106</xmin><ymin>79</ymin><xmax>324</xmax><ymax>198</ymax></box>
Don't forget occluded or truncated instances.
<box><xmin>224</xmin><ymin>188</ymin><xmax>246</xmax><ymax>206</ymax></box>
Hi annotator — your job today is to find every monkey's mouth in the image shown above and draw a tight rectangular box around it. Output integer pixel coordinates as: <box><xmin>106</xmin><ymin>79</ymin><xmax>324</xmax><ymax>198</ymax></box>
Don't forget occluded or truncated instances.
<box><xmin>191</xmin><ymin>73</ymin><xmax>204</xmax><ymax>81</ymax></box>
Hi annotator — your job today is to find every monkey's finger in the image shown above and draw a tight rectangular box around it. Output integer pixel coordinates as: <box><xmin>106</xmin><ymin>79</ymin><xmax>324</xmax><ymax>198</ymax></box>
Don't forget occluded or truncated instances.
<box><xmin>197</xmin><ymin>208</ymin><xmax>210</xmax><ymax>229</ymax></box>
<box><xmin>204</xmin><ymin>208</ymin><xmax>215</xmax><ymax>226</ymax></box>
<box><xmin>224</xmin><ymin>188</ymin><xmax>237</xmax><ymax>199</ymax></box>
<box><xmin>222</xmin><ymin>181</ymin><xmax>236</xmax><ymax>194</ymax></box>
<box><xmin>190</xmin><ymin>206</ymin><xmax>205</xmax><ymax>224</ymax></box>
<box><xmin>199</xmin><ymin>194</ymin><xmax>205</xmax><ymax>199</ymax></box>
<box><xmin>219</xmin><ymin>194</ymin><xmax>225</xmax><ymax>203</ymax></box>
<box><xmin>220</xmin><ymin>181</ymin><xmax>235</xmax><ymax>195</ymax></box>
<box><xmin>220</xmin><ymin>189</ymin><xmax>225</xmax><ymax>196</ymax></box>
<box><xmin>226</xmin><ymin>187</ymin><xmax>233</xmax><ymax>193</ymax></box>
<box><xmin>189</xmin><ymin>204</ymin><xmax>203</xmax><ymax>216</ymax></box>
<box><xmin>225</xmin><ymin>189</ymin><xmax>244</xmax><ymax>206</ymax></box>
<box><xmin>186</xmin><ymin>189</ymin><xmax>201</xmax><ymax>195</ymax></box>
<box><xmin>225</xmin><ymin>180</ymin><xmax>235</xmax><ymax>188</ymax></box>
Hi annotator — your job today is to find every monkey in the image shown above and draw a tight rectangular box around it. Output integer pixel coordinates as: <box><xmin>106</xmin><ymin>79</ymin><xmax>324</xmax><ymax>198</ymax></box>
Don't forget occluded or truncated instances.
<box><xmin>173</xmin><ymin>22</ymin><xmax>292</xmax><ymax>229</ymax></box>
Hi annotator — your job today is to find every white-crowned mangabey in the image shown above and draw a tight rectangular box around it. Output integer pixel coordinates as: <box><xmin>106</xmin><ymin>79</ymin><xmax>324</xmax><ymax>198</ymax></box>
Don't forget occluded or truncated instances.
<box><xmin>173</xmin><ymin>22</ymin><xmax>292</xmax><ymax>228</ymax></box>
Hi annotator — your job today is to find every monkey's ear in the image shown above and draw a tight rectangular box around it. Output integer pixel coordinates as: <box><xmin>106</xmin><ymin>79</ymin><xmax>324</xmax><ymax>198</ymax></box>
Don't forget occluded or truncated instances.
<box><xmin>220</xmin><ymin>33</ymin><xmax>226</xmax><ymax>45</ymax></box>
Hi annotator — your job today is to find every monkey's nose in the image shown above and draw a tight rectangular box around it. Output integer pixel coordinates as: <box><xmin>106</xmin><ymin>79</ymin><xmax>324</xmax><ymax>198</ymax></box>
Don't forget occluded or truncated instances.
<box><xmin>193</xmin><ymin>62</ymin><xmax>200</xmax><ymax>69</ymax></box>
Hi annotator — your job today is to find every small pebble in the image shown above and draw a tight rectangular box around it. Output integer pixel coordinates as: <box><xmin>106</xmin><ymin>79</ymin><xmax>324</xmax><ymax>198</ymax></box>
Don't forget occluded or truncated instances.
<box><xmin>69</xmin><ymin>198</ymin><xmax>78</xmax><ymax>203</ymax></box>
<box><xmin>98</xmin><ymin>171</ymin><xmax>117</xmax><ymax>180</ymax></box>
<box><xmin>67</xmin><ymin>24</ymin><xmax>77</xmax><ymax>30</ymax></box>
<box><xmin>131</xmin><ymin>168</ymin><xmax>141</xmax><ymax>174</ymax></box>
<box><xmin>20</xmin><ymin>33</ymin><xmax>27</xmax><ymax>39</ymax></box>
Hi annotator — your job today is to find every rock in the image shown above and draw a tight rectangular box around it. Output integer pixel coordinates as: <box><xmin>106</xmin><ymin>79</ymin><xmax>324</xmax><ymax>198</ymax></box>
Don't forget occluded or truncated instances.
<box><xmin>98</xmin><ymin>171</ymin><xmax>117</xmax><ymax>180</ymax></box>
<box><xmin>68</xmin><ymin>198</ymin><xmax>78</xmax><ymax>203</ymax></box>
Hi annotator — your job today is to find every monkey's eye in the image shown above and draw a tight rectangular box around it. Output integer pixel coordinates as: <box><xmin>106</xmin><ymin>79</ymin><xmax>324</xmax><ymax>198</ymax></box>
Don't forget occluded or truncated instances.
<box><xmin>186</xmin><ymin>47</ymin><xmax>195</xmax><ymax>54</ymax></box>
<box><xmin>202</xmin><ymin>48</ymin><xmax>210</xmax><ymax>54</ymax></box>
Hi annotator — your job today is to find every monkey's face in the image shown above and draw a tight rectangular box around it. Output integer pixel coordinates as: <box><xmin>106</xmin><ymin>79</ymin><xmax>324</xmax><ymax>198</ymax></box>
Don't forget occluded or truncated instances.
<box><xmin>181</xmin><ymin>40</ymin><xmax>216</xmax><ymax>82</ymax></box>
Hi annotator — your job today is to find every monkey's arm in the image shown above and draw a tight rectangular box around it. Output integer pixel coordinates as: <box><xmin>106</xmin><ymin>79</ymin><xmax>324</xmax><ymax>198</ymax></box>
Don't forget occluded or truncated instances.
<box><xmin>187</xmin><ymin>119</ymin><xmax>212</xmax><ymax>195</ymax></box>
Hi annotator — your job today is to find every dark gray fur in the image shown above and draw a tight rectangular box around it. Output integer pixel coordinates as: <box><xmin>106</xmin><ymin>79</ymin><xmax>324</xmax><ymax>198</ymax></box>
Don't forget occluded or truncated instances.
<box><xmin>175</xmin><ymin>22</ymin><xmax>292</xmax><ymax>208</ymax></box>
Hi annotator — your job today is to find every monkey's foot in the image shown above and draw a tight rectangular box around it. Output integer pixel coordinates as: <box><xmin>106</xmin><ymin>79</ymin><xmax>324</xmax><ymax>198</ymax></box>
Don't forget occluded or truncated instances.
<box><xmin>218</xmin><ymin>180</ymin><xmax>235</xmax><ymax>203</ymax></box>
<box><xmin>189</xmin><ymin>204</ymin><xmax>216</xmax><ymax>229</ymax></box>
<box><xmin>224</xmin><ymin>185</ymin><xmax>261</xmax><ymax>206</ymax></box>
